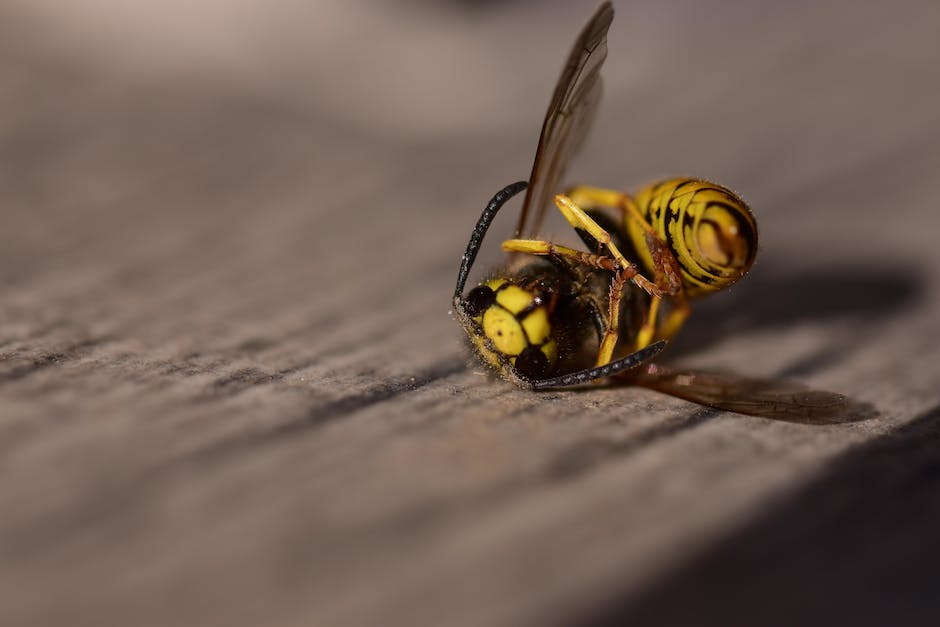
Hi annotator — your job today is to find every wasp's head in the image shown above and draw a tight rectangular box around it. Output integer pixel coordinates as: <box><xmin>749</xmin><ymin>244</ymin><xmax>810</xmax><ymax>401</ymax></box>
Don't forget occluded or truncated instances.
<box><xmin>456</xmin><ymin>278</ymin><xmax>558</xmax><ymax>382</ymax></box>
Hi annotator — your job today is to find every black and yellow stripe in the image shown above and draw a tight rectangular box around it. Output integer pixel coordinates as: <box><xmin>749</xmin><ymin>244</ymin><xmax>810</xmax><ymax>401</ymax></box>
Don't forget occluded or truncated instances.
<box><xmin>629</xmin><ymin>178</ymin><xmax>757</xmax><ymax>297</ymax></box>
<box><xmin>469</xmin><ymin>279</ymin><xmax>558</xmax><ymax>379</ymax></box>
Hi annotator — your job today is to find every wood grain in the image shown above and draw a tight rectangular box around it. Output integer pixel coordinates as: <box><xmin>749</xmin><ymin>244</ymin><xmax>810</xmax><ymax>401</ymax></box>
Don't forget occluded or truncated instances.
<box><xmin>2</xmin><ymin>1</ymin><xmax>939</xmax><ymax>626</ymax></box>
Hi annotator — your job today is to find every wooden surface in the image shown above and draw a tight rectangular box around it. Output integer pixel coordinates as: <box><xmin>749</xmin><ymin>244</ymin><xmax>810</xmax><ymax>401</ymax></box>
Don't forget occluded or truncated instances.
<box><xmin>2</xmin><ymin>1</ymin><xmax>940</xmax><ymax>625</ymax></box>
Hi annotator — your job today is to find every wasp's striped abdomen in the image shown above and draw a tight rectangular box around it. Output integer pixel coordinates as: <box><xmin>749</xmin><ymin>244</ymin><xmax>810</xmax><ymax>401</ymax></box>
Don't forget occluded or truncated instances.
<box><xmin>628</xmin><ymin>178</ymin><xmax>758</xmax><ymax>297</ymax></box>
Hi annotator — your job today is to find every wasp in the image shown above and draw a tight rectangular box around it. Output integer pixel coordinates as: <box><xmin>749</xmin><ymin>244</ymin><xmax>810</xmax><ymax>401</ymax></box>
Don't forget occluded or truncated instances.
<box><xmin>453</xmin><ymin>2</ymin><xmax>848</xmax><ymax>421</ymax></box>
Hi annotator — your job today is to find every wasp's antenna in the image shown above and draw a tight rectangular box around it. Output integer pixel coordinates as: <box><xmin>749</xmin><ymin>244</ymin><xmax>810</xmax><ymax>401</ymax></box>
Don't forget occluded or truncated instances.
<box><xmin>531</xmin><ymin>340</ymin><xmax>667</xmax><ymax>390</ymax></box>
<box><xmin>454</xmin><ymin>181</ymin><xmax>528</xmax><ymax>301</ymax></box>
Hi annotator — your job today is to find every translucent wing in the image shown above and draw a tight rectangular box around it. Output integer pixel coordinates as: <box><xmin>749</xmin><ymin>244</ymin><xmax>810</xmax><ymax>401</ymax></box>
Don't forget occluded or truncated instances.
<box><xmin>628</xmin><ymin>364</ymin><xmax>867</xmax><ymax>424</ymax></box>
<box><xmin>514</xmin><ymin>1</ymin><xmax>614</xmax><ymax>239</ymax></box>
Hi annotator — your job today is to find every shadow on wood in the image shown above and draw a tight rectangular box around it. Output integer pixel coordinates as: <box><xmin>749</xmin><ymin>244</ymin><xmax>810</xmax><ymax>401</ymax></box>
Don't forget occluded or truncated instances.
<box><xmin>580</xmin><ymin>401</ymin><xmax>940</xmax><ymax>627</ymax></box>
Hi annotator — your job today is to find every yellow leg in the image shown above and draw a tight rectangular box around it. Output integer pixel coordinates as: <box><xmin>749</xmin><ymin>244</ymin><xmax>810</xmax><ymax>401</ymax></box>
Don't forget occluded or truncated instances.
<box><xmin>596</xmin><ymin>270</ymin><xmax>629</xmax><ymax>366</ymax></box>
<box><xmin>563</xmin><ymin>186</ymin><xmax>698</xmax><ymax>350</ymax></box>
<box><xmin>565</xmin><ymin>185</ymin><xmax>624</xmax><ymax>210</ymax></box>
<box><xmin>504</xmin><ymin>194</ymin><xmax>687</xmax><ymax>367</ymax></box>
<box><xmin>565</xmin><ymin>186</ymin><xmax>684</xmax><ymax>296</ymax></box>
<box><xmin>636</xmin><ymin>294</ymin><xmax>691</xmax><ymax>350</ymax></box>
<box><xmin>636</xmin><ymin>296</ymin><xmax>661</xmax><ymax>350</ymax></box>
<box><xmin>658</xmin><ymin>296</ymin><xmax>691</xmax><ymax>341</ymax></box>
<box><xmin>553</xmin><ymin>195</ymin><xmax>662</xmax><ymax>297</ymax></box>
<box><xmin>501</xmin><ymin>238</ymin><xmax>632</xmax><ymax>369</ymax></box>
<box><xmin>502</xmin><ymin>239</ymin><xmax>620</xmax><ymax>272</ymax></box>
<box><xmin>565</xmin><ymin>185</ymin><xmax>657</xmax><ymax>235</ymax></box>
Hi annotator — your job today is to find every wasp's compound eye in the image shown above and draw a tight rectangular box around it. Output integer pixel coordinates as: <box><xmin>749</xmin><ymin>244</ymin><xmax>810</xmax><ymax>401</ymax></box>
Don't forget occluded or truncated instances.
<box><xmin>465</xmin><ymin>285</ymin><xmax>496</xmax><ymax>317</ymax></box>
<box><xmin>514</xmin><ymin>345</ymin><xmax>549</xmax><ymax>380</ymax></box>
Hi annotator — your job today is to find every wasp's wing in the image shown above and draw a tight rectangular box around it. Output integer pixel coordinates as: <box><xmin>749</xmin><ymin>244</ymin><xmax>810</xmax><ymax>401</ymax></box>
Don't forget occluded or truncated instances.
<box><xmin>514</xmin><ymin>1</ymin><xmax>614</xmax><ymax>240</ymax></box>
<box><xmin>629</xmin><ymin>364</ymin><xmax>864</xmax><ymax>423</ymax></box>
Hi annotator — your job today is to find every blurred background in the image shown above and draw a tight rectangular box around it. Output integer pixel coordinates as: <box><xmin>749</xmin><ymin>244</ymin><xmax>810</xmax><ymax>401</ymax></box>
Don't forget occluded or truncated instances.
<box><xmin>3</xmin><ymin>0</ymin><xmax>938</xmax><ymax>355</ymax></box>
<box><xmin>2</xmin><ymin>1</ymin><xmax>940</xmax><ymax>626</ymax></box>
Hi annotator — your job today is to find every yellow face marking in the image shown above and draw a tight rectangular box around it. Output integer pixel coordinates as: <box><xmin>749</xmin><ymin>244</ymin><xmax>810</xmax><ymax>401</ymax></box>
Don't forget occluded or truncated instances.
<box><xmin>482</xmin><ymin>306</ymin><xmax>527</xmax><ymax>356</ymax></box>
<box><xmin>521</xmin><ymin>306</ymin><xmax>550</xmax><ymax>345</ymax></box>
<box><xmin>494</xmin><ymin>285</ymin><xmax>534</xmax><ymax>315</ymax></box>
<box><xmin>465</xmin><ymin>278</ymin><xmax>557</xmax><ymax>377</ymax></box>
<box><xmin>540</xmin><ymin>338</ymin><xmax>557</xmax><ymax>365</ymax></box>
<box><xmin>469</xmin><ymin>332</ymin><xmax>503</xmax><ymax>370</ymax></box>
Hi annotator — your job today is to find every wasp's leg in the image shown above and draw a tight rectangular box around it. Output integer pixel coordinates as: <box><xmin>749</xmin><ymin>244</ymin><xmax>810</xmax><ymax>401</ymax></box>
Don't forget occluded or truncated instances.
<box><xmin>657</xmin><ymin>293</ymin><xmax>691</xmax><ymax>342</ymax></box>
<box><xmin>552</xmin><ymin>194</ymin><xmax>663</xmax><ymax>298</ymax></box>
<box><xmin>564</xmin><ymin>187</ymin><xmax>692</xmax><ymax>349</ymax></box>
<box><xmin>501</xmin><ymin>238</ymin><xmax>631</xmax><ymax>367</ymax></box>
<box><xmin>501</xmin><ymin>240</ymin><xmax>622</xmax><ymax>273</ymax></box>
<box><xmin>596</xmin><ymin>269</ymin><xmax>629</xmax><ymax>366</ymax></box>
<box><xmin>502</xmin><ymin>239</ymin><xmax>635</xmax><ymax>368</ymax></box>
<box><xmin>565</xmin><ymin>185</ymin><xmax>657</xmax><ymax>235</ymax></box>
<box><xmin>633</xmin><ymin>230</ymin><xmax>691</xmax><ymax>348</ymax></box>
<box><xmin>565</xmin><ymin>186</ymin><xmax>680</xmax><ymax>290</ymax></box>
<box><xmin>635</xmin><ymin>288</ymin><xmax>691</xmax><ymax>349</ymax></box>
<box><xmin>635</xmin><ymin>295</ymin><xmax>661</xmax><ymax>349</ymax></box>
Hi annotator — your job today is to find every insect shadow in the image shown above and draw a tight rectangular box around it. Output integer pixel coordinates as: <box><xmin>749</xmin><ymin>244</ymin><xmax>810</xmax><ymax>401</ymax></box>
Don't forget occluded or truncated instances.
<box><xmin>668</xmin><ymin>261</ymin><xmax>924</xmax><ymax>360</ymax></box>
<box><xmin>607</xmin><ymin>261</ymin><xmax>923</xmax><ymax>424</ymax></box>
